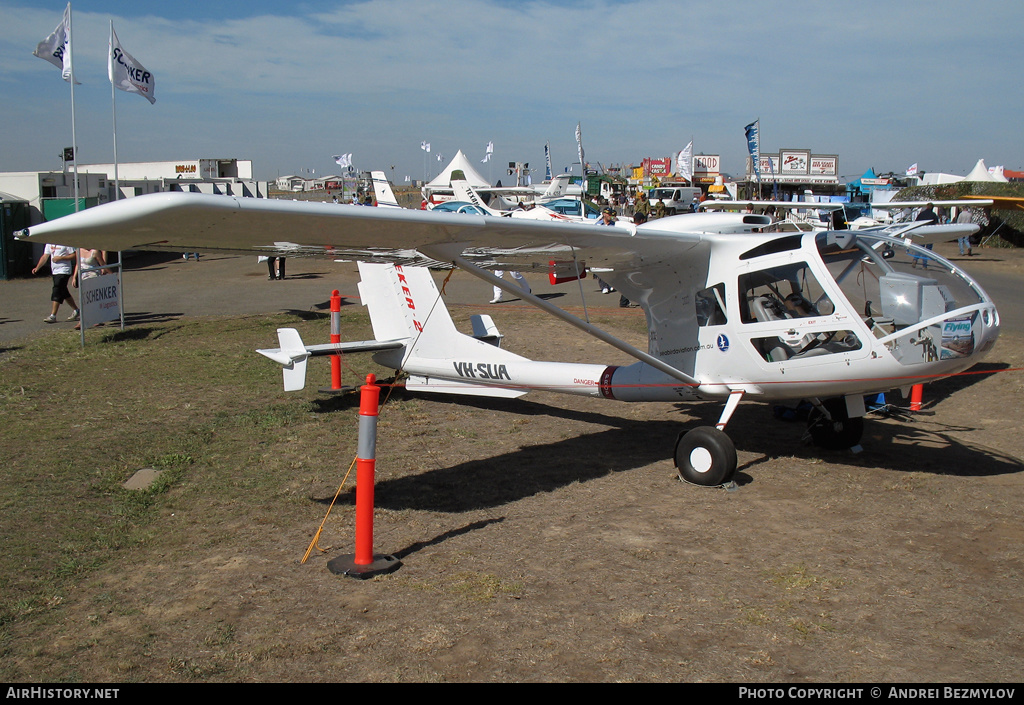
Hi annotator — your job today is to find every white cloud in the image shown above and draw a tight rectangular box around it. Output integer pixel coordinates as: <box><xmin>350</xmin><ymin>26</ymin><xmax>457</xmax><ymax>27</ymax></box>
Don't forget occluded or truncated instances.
<box><xmin>3</xmin><ymin>0</ymin><xmax>1022</xmax><ymax>180</ymax></box>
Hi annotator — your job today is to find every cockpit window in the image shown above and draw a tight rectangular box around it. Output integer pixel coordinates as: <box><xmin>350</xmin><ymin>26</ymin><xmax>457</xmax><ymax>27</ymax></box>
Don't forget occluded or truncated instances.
<box><xmin>815</xmin><ymin>231</ymin><xmax>993</xmax><ymax>365</ymax></box>
<box><xmin>739</xmin><ymin>235</ymin><xmax>803</xmax><ymax>261</ymax></box>
<box><xmin>739</xmin><ymin>261</ymin><xmax>833</xmax><ymax>323</ymax></box>
<box><xmin>696</xmin><ymin>283</ymin><xmax>727</xmax><ymax>326</ymax></box>
<box><xmin>739</xmin><ymin>260</ymin><xmax>862</xmax><ymax>363</ymax></box>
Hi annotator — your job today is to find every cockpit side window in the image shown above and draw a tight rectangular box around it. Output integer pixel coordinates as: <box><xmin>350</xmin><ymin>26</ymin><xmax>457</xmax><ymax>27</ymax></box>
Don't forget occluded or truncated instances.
<box><xmin>738</xmin><ymin>261</ymin><xmax>861</xmax><ymax>363</ymax></box>
<box><xmin>696</xmin><ymin>283</ymin><xmax>727</xmax><ymax>326</ymax></box>
<box><xmin>738</xmin><ymin>262</ymin><xmax>833</xmax><ymax>324</ymax></box>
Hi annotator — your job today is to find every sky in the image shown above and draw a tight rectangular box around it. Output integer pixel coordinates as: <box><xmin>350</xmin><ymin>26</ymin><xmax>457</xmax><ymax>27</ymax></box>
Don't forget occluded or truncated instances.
<box><xmin>2</xmin><ymin>0</ymin><xmax>1022</xmax><ymax>184</ymax></box>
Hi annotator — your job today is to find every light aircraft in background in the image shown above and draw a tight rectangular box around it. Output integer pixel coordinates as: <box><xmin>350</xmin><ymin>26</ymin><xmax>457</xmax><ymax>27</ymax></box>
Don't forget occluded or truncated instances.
<box><xmin>20</xmin><ymin>193</ymin><xmax>999</xmax><ymax>487</ymax></box>
<box><xmin>867</xmin><ymin>199</ymin><xmax>995</xmax><ymax>222</ymax></box>
<box><xmin>424</xmin><ymin>172</ymin><xmax>574</xmax><ymax>209</ymax></box>
<box><xmin>700</xmin><ymin>199</ymin><xmax>988</xmax><ymax>247</ymax></box>
<box><xmin>963</xmin><ymin>195</ymin><xmax>1024</xmax><ymax>212</ymax></box>
<box><xmin>370</xmin><ymin>171</ymin><xmax>403</xmax><ymax>209</ymax></box>
<box><xmin>449</xmin><ymin>178</ymin><xmax>601</xmax><ymax>223</ymax></box>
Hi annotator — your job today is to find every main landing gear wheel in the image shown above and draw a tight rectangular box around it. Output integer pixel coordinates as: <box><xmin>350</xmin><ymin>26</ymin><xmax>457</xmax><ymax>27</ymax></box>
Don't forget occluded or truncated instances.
<box><xmin>806</xmin><ymin>398</ymin><xmax>864</xmax><ymax>450</ymax></box>
<box><xmin>674</xmin><ymin>426</ymin><xmax>737</xmax><ymax>487</ymax></box>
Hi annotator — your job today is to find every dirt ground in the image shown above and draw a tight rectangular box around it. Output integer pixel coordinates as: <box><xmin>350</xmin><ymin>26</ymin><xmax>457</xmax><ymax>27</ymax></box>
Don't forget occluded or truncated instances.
<box><xmin>1</xmin><ymin>244</ymin><xmax>1023</xmax><ymax>683</ymax></box>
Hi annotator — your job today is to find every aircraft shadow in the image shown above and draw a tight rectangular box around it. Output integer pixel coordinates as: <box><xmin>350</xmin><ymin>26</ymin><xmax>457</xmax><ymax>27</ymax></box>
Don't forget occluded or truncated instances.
<box><xmin>312</xmin><ymin>380</ymin><xmax>1023</xmax><ymax>514</ymax></box>
<box><xmin>680</xmin><ymin>398</ymin><xmax>1023</xmax><ymax>479</ymax></box>
<box><xmin>307</xmin><ymin>297</ymin><xmax>360</xmax><ymax>311</ymax></box>
<box><xmin>913</xmin><ymin>361</ymin><xmax>1010</xmax><ymax>406</ymax></box>
<box><xmin>279</xmin><ymin>308</ymin><xmax>329</xmax><ymax>322</ymax></box>
<box><xmin>366</xmin><ymin>417</ymin><xmax>684</xmax><ymax>513</ymax></box>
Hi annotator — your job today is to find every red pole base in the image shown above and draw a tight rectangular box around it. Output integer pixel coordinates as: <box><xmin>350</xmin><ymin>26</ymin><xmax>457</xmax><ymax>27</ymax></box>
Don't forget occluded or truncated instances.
<box><xmin>327</xmin><ymin>553</ymin><xmax>402</xmax><ymax>579</ymax></box>
<box><xmin>910</xmin><ymin>384</ymin><xmax>924</xmax><ymax>412</ymax></box>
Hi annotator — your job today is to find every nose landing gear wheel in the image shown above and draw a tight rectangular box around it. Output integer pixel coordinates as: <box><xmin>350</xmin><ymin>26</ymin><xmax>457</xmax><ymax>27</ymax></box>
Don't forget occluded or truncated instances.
<box><xmin>674</xmin><ymin>426</ymin><xmax>737</xmax><ymax>486</ymax></box>
<box><xmin>806</xmin><ymin>398</ymin><xmax>864</xmax><ymax>450</ymax></box>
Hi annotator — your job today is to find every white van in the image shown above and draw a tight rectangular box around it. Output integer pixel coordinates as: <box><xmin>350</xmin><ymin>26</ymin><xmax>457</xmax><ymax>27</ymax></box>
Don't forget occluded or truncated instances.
<box><xmin>647</xmin><ymin>186</ymin><xmax>702</xmax><ymax>215</ymax></box>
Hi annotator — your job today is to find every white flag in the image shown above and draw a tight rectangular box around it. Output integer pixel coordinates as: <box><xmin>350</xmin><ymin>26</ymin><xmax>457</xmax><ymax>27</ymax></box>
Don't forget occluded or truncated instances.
<box><xmin>676</xmin><ymin>141</ymin><xmax>693</xmax><ymax>182</ymax></box>
<box><xmin>109</xmin><ymin>24</ymin><xmax>155</xmax><ymax>104</ymax></box>
<box><xmin>906</xmin><ymin>163</ymin><xmax>919</xmax><ymax>176</ymax></box>
<box><xmin>421</xmin><ymin>141</ymin><xmax>430</xmax><ymax>153</ymax></box>
<box><xmin>333</xmin><ymin>153</ymin><xmax>352</xmax><ymax>169</ymax></box>
<box><xmin>575</xmin><ymin>122</ymin><xmax>584</xmax><ymax>167</ymax></box>
<box><xmin>481</xmin><ymin>153</ymin><xmax>491</xmax><ymax>164</ymax></box>
<box><xmin>485</xmin><ymin>141</ymin><xmax>494</xmax><ymax>154</ymax></box>
<box><xmin>33</xmin><ymin>3</ymin><xmax>75</xmax><ymax>83</ymax></box>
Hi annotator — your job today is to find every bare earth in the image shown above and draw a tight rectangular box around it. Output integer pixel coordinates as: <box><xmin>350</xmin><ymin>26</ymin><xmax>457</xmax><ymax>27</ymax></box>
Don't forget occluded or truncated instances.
<box><xmin>1</xmin><ymin>244</ymin><xmax>1022</xmax><ymax>683</ymax></box>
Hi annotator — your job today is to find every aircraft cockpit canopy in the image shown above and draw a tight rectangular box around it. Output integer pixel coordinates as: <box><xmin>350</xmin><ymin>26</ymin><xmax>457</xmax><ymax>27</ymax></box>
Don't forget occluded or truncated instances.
<box><xmin>815</xmin><ymin>231</ymin><xmax>997</xmax><ymax>365</ymax></box>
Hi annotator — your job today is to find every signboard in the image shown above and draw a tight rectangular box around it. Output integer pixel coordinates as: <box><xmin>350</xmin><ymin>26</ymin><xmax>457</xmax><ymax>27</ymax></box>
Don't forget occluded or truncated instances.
<box><xmin>781</xmin><ymin>150</ymin><xmax>810</xmax><ymax>175</ymax></box>
<box><xmin>81</xmin><ymin>272</ymin><xmax>122</xmax><ymax>326</ymax></box>
<box><xmin>751</xmin><ymin>152</ymin><xmax>838</xmax><ymax>184</ymax></box>
<box><xmin>810</xmin><ymin>156</ymin><xmax>838</xmax><ymax>176</ymax></box>
<box><xmin>643</xmin><ymin>157</ymin><xmax>671</xmax><ymax>177</ymax></box>
<box><xmin>758</xmin><ymin>156</ymin><xmax>780</xmax><ymax>176</ymax></box>
<box><xmin>693</xmin><ymin>154</ymin><xmax>720</xmax><ymax>176</ymax></box>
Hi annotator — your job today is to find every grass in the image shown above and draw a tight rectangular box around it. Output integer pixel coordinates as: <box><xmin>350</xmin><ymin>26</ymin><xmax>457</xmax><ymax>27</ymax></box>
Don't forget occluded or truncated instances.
<box><xmin>0</xmin><ymin>311</ymin><xmax>385</xmax><ymax>665</ymax></box>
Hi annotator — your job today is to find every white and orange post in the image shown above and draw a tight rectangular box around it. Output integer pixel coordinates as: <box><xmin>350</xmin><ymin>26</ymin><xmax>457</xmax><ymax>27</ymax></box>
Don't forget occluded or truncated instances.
<box><xmin>354</xmin><ymin>374</ymin><xmax>380</xmax><ymax>566</ymax></box>
<box><xmin>327</xmin><ymin>374</ymin><xmax>402</xmax><ymax>578</ymax></box>
<box><xmin>330</xmin><ymin>290</ymin><xmax>343</xmax><ymax>390</ymax></box>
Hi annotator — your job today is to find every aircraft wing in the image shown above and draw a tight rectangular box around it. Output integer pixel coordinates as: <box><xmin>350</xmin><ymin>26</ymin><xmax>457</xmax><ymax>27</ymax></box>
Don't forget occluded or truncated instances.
<box><xmin>20</xmin><ymin>191</ymin><xmax>705</xmax><ymax>272</ymax></box>
<box><xmin>963</xmin><ymin>195</ymin><xmax>1024</xmax><ymax>211</ymax></box>
<box><xmin>870</xmin><ymin>199</ymin><xmax>994</xmax><ymax>209</ymax></box>
<box><xmin>699</xmin><ymin>200</ymin><xmax>844</xmax><ymax>211</ymax></box>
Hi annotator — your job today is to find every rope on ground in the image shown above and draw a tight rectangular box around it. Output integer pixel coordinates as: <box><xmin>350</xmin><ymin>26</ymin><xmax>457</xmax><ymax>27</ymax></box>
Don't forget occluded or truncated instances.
<box><xmin>301</xmin><ymin>268</ymin><xmax>455</xmax><ymax>563</ymax></box>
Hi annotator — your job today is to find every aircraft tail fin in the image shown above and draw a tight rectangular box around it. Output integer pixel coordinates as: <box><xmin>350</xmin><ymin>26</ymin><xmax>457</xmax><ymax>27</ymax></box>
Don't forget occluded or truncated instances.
<box><xmin>256</xmin><ymin>328</ymin><xmax>310</xmax><ymax>391</ymax></box>
<box><xmin>451</xmin><ymin>178</ymin><xmax>502</xmax><ymax>215</ymax></box>
<box><xmin>371</xmin><ymin>170</ymin><xmax>402</xmax><ymax>208</ymax></box>
<box><xmin>356</xmin><ymin>262</ymin><xmax>530</xmax><ymax>397</ymax></box>
<box><xmin>258</xmin><ymin>264</ymin><xmax>529</xmax><ymax>398</ymax></box>
<box><xmin>538</xmin><ymin>173</ymin><xmax>571</xmax><ymax>201</ymax></box>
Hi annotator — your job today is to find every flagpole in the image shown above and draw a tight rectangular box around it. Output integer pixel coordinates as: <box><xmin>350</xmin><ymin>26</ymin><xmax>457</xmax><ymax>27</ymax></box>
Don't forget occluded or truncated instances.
<box><xmin>68</xmin><ymin>3</ymin><xmax>80</xmax><ymax>212</ymax></box>
<box><xmin>109</xmin><ymin>21</ymin><xmax>119</xmax><ymax>201</ymax></box>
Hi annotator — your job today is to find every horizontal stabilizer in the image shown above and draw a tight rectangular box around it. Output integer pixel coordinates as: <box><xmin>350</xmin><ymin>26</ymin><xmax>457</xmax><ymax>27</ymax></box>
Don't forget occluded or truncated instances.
<box><xmin>302</xmin><ymin>339</ymin><xmax>406</xmax><ymax>356</ymax></box>
<box><xmin>255</xmin><ymin>328</ymin><xmax>310</xmax><ymax>392</ymax></box>
<box><xmin>256</xmin><ymin>328</ymin><xmax>407</xmax><ymax>392</ymax></box>
<box><xmin>470</xmin><ymin>314</ymin><xmax>504</xmax><ymax>347</ymax></box>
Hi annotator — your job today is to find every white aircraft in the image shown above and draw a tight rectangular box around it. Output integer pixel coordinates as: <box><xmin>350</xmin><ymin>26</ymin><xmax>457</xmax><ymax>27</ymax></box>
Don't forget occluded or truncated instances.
<box><xmin>425</xmin><ymin>173</ymin><xmax>574</xmax><ymax>210</ymax></box>
<box><xmin>448</xmin><ymin>177</ymin><xmax>580</xmax><ymax>221</ymax></box>
<box><xmin>370</xmin><ymin>171</ymin><xmax>403</xmax><ymax>209</ymax></box>
<box><xmin>700</xmin><ymin>199</ymin><xmax>986</xmax><ymax>246</ymax></box>
<box><xmin>20</xmin><ymin>192</ymin><xmax>1000</xmax><ymax>486</ymax></box>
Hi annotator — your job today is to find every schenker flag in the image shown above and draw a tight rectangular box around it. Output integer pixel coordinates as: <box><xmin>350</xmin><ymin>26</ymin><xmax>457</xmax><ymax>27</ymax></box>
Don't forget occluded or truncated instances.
<box><xmin>33</xmin><ymin>3</ymin><xmax>75</xmax><ymax>83</ymax></box>
<box><xmin>109</xmin><ymin>24</ymin><xmax>155</xmax><ymax>104</ymax></box>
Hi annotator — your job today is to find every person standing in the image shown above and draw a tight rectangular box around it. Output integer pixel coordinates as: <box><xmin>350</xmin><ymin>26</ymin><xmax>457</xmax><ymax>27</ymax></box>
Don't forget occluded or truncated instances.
<box><xmin>32</xmin><ymin>244</ymin><xmax>79</xmax><ymax>323</ymax></box>
<box><xmin>267</xmin><ymin>256</ymin><xmax>286</xmax><ymax>280</ymax></box>
<box><xmin>635</xmin><ymin>191</ymin><xmax>651</xmax><ymax>220</ymax></box>
<box><xmin>956</xmin><ymin>208</ymin><xmax>974</xmax><ymax>256</ymax></box>
<box><xmin>912</xmin><ymin>203</ymin><xmax>938</xmax><ymax>269</ymax></box>
<box><xmin>595</xmin><ymin>207</ymin><xmax>617</xmax><ymax>294</ymax></box>
<box><xmin>490</xmin><ymin>271</ymin><xmax>530</xmax><ymax>304</ymax></box>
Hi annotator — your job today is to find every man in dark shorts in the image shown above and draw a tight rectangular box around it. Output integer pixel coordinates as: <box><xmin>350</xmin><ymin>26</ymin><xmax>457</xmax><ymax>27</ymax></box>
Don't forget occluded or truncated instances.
<box><xmin>32</xmin><ymin>244</ymin><xmax>80</xmax><ymax>323</ymax></box>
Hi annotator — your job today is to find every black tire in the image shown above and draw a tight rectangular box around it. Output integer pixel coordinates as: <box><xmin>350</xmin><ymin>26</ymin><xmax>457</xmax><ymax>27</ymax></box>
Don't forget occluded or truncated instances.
<box><xmin>674</xmin><ymin>426</ymin><xmax>737</xmax><ymax>486</ymax></box>
<box><xmin>806</xmin><ymin>398</ymin><xmax>864</xmax><ymax>450</ymax></box>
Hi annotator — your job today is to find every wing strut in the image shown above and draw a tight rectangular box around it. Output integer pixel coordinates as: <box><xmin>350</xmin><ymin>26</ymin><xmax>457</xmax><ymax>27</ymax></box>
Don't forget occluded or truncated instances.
<box><xmin>434</xmin><ymin>250</ymin><xmax>701</xmax><ymax>387</ymax></box>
